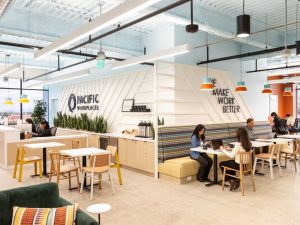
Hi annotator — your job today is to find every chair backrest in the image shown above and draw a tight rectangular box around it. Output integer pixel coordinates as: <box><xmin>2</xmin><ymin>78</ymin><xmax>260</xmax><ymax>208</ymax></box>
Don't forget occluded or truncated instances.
<box><xmin>239</xmin><ymin>150</ymin><xmax>253</xmax><ymax>172</ymax></box>
<box><xmin>16</xmin><ymin>144</ymin><xmax>25</xmax><ymax>161</ymax></box>
<box><xmin>72</xmin><ymin>140</ymin><xmax>80</xmax><ymax>149</ymax></box>
<box><xmin>50</xmin><ymin>127</ymin><xmax>57</xmax><ymax>136</ymax></box>
<box><xmin>268</xmin><ymin>143</ymin><xmax>282</xmax><ymax>157</ymax></box>
<box><xmin>106</xmin><ymin>145</ymin><xmax>117</xmax><ymax>157</ymax></box>
<box><xmin>89</xmin><ymin>154</ymin><xmax>110</xmax><ymax>168</ymax></box>
<box><xmin>49</xmin><ymin>151</ymin><xmax>62</xmax><ymax>173</ymax></box>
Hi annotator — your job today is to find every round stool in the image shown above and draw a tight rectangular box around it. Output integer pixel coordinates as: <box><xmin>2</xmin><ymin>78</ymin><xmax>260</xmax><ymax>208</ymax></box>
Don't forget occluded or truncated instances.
<box><xmin>87</xmin><ymin>203</ymin><xmax>111</xmax><ymax>224</ymax></box>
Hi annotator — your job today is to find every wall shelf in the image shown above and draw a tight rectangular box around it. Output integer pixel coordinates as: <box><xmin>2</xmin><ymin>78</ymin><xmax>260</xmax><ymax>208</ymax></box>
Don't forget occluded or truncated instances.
<box><xmin>121</xmin><ymin>112</ymin><xmax>154</xmax><ymax>115</ymax></box>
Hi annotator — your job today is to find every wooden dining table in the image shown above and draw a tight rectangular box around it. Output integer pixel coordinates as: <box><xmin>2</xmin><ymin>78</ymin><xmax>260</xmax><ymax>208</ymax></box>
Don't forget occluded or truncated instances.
<box><xmin>24</xmin><ymin>142</ymin><xmax>66</xmax><ymax>176</ymax></box>
<box><xmin>60</xmin><ymin>147</ymin><xmax>110</xmax><ymax>189</ymax></box>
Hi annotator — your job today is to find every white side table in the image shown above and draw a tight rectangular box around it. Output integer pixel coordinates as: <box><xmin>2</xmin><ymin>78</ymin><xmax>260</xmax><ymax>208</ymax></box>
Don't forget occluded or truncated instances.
<box><xmin>87</xmin><ymin>203</ymin><xmax>111</xmax><ymax>224</ymax></box>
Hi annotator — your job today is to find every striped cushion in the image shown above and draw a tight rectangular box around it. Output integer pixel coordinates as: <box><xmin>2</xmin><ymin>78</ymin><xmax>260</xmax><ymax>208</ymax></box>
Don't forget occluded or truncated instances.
<box><xmin>11</xmin><ymin>204</ymin><xmax>78</xmax><ymax>225</ymax></box>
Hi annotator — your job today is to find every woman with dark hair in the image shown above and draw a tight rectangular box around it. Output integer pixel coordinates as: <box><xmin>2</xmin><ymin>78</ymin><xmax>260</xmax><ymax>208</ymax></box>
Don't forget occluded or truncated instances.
<box><xmin>190</xmin><ymin>124</ymin><xmax>213</xmax><ymax>182</ymax></box>
<box><xmin>219</xmin><ymin>127</ymin><xmax>252</xmax><ymax>191</ymax></box>
<box><xmin>31</xmin><ymin>121</ymin><xmax>52</xmax><ymax>138</ymax></box>
<box><xmin>25</xmin><ymin>118</ymin><xmax>37</xmax><ymax>133</ymax></box>
<box><xmin>270</xmin><ymin>112</ymin><xmax>288</xmax><ymax>135</ymax></box>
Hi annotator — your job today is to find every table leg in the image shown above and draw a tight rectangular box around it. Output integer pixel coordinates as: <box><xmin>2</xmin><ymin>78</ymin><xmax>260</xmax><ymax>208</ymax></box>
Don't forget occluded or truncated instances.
<box><xmin>98</xmin><ymin>214</ymin><xmax>101</xmax><ymax>225</ymax></box>
<box><xmin>83</xmin><ymin>155</ymin><xmax>87</xmax><ymax>188</ymax></box>
<box><xmin>206</xmin><ymin>154</ymin><xmax>222</xmax><ymax>187</ymax></box>
<box><xmin>42</xmin><ymin>147</ymin><xmax>47</xmax><ymax>175</ymax></box>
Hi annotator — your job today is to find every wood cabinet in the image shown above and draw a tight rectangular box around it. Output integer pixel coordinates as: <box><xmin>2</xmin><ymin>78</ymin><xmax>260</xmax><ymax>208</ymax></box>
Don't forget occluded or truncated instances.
<box><xmin>118</xmin><ymin>138</ymin><xmax>154</xmax><ymax>173</ymax></box>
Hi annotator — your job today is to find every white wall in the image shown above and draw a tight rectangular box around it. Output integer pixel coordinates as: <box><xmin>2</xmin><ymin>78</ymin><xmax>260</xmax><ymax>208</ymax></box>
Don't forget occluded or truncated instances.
<box><xmin>173</xmin><ymin>25</ymin><xmax>270</xmax><ymax>122</ymax></box>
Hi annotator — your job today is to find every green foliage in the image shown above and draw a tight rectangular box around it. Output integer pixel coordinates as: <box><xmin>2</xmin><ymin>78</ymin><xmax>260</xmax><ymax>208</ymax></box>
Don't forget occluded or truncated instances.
<box><xmin>31</xmin><ymin>100</ymin><xmax>47</xmax><ymax>124</ymax></box>
<box><xmin>53</xmin><ymin>111</ymin><xmax>108</xmax><ymax>133</ymax></box>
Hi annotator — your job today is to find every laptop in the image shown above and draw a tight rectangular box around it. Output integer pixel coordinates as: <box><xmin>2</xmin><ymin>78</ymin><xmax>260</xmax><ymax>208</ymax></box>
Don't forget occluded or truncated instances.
<box><xmin>211</xmin><ymin>139</ymin><xmax>223</xmax><ymax>150</ymax></box>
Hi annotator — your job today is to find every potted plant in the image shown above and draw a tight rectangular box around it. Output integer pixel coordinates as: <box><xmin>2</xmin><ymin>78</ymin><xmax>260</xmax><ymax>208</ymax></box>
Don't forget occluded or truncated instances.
<box><xmin>31</xmin><ymin>100</ymin><xmax>47</xmax><ymax>125</ymax></box>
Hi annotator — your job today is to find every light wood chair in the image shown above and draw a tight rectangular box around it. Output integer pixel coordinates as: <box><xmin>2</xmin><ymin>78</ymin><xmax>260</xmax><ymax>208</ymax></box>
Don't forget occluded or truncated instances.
<box><xmin>13</xmin><ymin>145</ymin><xmax>42</xmax><ymax>182</ymax></box>
<box><xmin>49</xmin><ymin>151</ymin><xmax>80</xmax><ymax>191</ymax></box>
<box><xmin>80</xmin><ymin>153</ymin><xmax>115</xmax><ymax>200</ymax></box>
<box><xmin>280</xmin><ymin>140</ymin><xmax>297</xmax><ymax>172</ymax></box>
<box><xmin>62</xmin><ymin>140</ymin><xmax>81</xmax><ymax>170</ymax></box>
<box><xmin>107</xmin><ymin>145</ymin><xmax>123</xmax><ymax>185</ymax></box>
<box><xmin>253</xmin><ymin>143</ymin><xmax>283</xmax><ymax>180</ymax></box>
<box><xmin>221</xmin><ymin>151</ymin><xmax>255</xmax><ymax>196</ymax></box>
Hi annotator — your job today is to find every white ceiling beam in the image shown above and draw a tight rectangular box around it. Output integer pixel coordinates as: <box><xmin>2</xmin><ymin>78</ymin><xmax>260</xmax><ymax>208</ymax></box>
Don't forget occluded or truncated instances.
<box><xmin>27</xmin><ymin>69</ymin><xmax>90</xmax><ymax>87</ymax></box>
<box><xmin>0</xmin><ymin>63</ymin><xmax>21</xmax><ymax>78</ymax></box>
<box><xmin>34</xmin><ymin>0</ymin><xmax>163</xmax><ymax>60</ymax></box>
<box><xmin>112</xmin><ymin>44</ymin><xmax>191</xmax><ymax>69</ymax></box>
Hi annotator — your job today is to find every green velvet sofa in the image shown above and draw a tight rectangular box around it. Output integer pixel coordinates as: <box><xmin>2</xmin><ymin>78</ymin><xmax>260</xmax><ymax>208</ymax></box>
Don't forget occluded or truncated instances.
<box><xmin>0</xmin><ymin>182</ymin><xmax>98</xmax><ymax>225</ymax></box>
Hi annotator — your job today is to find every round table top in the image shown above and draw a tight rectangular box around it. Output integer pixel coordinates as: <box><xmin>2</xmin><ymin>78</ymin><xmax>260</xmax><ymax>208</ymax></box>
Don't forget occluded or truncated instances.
<box><xmin>87</xmin><ymin>203</ymin><xmax>111</xmax><ymax>214</ymax></box>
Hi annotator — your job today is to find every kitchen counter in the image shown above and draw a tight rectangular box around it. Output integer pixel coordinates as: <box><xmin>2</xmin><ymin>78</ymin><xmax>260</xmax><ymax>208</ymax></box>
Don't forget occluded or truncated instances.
<box><xmin>100</xmin><ymin>133</ymin><xmax>155</xmax><ymax>143</ymax></box>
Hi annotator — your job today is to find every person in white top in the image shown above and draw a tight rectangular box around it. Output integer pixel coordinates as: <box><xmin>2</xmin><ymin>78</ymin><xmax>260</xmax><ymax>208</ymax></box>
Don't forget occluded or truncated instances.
<box><xmin>219</xmin><ymin>127</ymin><xmax>252</xmax><ymax>191</ymax></box>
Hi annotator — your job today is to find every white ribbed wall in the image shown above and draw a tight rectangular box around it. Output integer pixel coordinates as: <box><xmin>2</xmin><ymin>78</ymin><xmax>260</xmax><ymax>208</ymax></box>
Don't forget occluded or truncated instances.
<box><xmin>58</xmin><ymin>62</ymin><xmax>252</xmax><ymax>132</ymax></box>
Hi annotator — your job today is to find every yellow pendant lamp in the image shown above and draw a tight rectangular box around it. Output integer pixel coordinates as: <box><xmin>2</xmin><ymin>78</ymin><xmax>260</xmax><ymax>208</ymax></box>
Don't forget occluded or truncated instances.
<box><xmin>235</xmin><ymin>81</ymin><xmax>248</xmax><ymax>92</ymax></box>
<box><xmin>262</xmin><ymin>84</ymin><xmax>272</xmax><ymax>94</ymax></box>
<box><xmin>19</xmin><ymin>94</ymin><xmax>29</xmax><ymax>103</ymax></box>
<box><xmin>283</xmin><ymin>87</ymin><xmax>293</xmax><ymax>96</ymax></box>
<box><xmin>4</xmin><ymin>97</ymin><xmax>13</xmax><ymax>105</ymax></box>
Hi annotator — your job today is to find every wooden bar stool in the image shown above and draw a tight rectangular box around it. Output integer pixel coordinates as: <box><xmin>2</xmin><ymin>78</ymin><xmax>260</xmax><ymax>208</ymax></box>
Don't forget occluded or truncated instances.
<box><xmin>13</xmin><ymin>145</ymin><xmax>42</xmax><ymax>182</ymax></box>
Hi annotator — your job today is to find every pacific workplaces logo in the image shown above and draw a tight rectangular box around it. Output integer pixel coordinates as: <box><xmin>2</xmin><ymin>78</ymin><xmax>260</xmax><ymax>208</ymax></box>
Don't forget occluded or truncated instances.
<box><xmin>68</xmin><ymin>93</ymin><xmax>100</xmax><ymax>112</ymax></box>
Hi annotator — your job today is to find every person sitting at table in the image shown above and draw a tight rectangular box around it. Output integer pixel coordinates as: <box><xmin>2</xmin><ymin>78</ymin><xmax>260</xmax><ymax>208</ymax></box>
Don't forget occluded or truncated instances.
<box><xmin>245</xmin><ymin>118</ymin><xmax>255</xmax><ymax>141</ymax></box>
<box><xmin>219</xmin><ymin>127</ymin><xmax>252</xmax><ymax>191</ymax></box>
<box><xmin>286</xmin><ymin>114</ymin><xmax>296</xmax><ymax>133</ymax></box>
<box><xmin>270</xmin><ymin>112</ymin><xmax>288</xmax><ymax>135</ymax></box>
<box><xmin>25</xmin><ymin>118</ymin><xmax>37</xmax><ymax>134</ymax></box>
<box><xmin>190</xmin><ymin>124</ymin><xmax>213</xmax><ymax>182</ymax></box>
<box><xmin>26</xmin><ymin>121</ymin><xmax>52</xmax><ymax>138</ymax></box>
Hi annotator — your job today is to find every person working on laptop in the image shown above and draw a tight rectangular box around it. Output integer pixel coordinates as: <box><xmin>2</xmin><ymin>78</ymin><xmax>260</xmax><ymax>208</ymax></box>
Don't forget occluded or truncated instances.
<box><xmin>219</xmin><ymin>127</ymin><xmax>252</xmax><ymax>191</ymax></box>
<box><xmin>25</xmin><ymin>121</ymin><xmax>52</xmax><ymax>138</ymax></box>
<box><xmin>190</xmin><ymin>124</ymin><xmax>213</xmax><ymax>183</ymax></box>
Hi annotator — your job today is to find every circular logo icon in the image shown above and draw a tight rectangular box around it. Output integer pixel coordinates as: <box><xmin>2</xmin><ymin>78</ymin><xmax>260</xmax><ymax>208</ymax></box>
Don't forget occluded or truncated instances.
<box><xmin>68</xmin><ymin>94</ymin><xmax>76</xmax><ymax>112</ymax></box>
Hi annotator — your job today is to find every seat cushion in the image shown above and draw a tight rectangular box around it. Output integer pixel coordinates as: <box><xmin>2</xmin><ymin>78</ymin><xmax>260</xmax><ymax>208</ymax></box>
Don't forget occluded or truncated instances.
<box><xmin>158</xmin><ymin>157</ymin><xmax>199</xmax><ymax>178</ymax></box>
<box><xmin>11</xmin><ymin>204</ymin><xmax>78</xmax><ymax>225</ymax></box>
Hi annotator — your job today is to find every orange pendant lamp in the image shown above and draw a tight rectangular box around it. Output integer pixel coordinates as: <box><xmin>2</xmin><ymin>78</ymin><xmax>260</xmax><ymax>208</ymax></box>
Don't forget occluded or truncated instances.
<box><xmin>262</xmin><ymin>84</ymin><xmax>272</xmax><ymax>94</ymax></box>
<box><xmin>283</xmin><ymin>87</ymin><xmax>293</xmax><ymax>96</ymax></box>
<box><xmin>200</xmin><ymin>77</ymin><xmax>214</xmax><ymax>90</ymax></box>
<box><xmin>235</xmin><ymin>81</ymin><xmax>248</xmax><ymax>92</ymax></box>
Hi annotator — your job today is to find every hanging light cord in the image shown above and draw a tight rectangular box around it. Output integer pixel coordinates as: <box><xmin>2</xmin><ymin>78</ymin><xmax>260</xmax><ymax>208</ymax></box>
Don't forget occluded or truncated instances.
<box><xmin>266</xmin><ymin>13</ymin><xmax>269</xmax><ymax>73</ymax></box>
<box><xmin>296</xmin><ymin>2</ymin><xmax>299</xmax><ymax>41</ymax></box>
<box><xmin>190</xmin><ymin>0</ymin><xmax>194</xmax><ymax>25</ymax></box>
<box><xmin>206</xmin><ymin>31</ymin><xmax>209</xmax><ymax>78</ymax></box>
<box><xmin>285</xmin><ymin>0</ymin><xmax>288</xmax><ymax>50</ymax></box>
<box><xmin>240</xmin><ymin>44</ymin><xmax>243</xmax><ymax>81</ymax></box>
<box><xmin>243</xmin><ymin>0</ymin><xmax>245</xmax><ymax>14</ymax></box>
<box><xmin>99</xmin><ymin>4</ymin><xmax>102</xmax><ymax>52</ymax></box>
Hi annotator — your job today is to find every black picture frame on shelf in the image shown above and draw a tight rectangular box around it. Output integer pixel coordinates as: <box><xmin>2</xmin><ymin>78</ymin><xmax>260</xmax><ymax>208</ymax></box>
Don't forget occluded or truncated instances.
<box><xmin>122</xmin><ymin>99</ymin><xmax>135</xmax><ymax>112</ymax></box>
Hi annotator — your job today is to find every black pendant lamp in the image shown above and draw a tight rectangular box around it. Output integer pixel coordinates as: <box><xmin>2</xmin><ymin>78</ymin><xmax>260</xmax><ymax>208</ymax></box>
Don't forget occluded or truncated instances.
<box><xmin>237</xmin><ymin>0</ymin><xmax>250</xmax><ymax>38</ymax></box>
<box><xmin>186</xmin><ymin>0</ymin><xmax>198</xmax><ymax>33</ymax></box>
